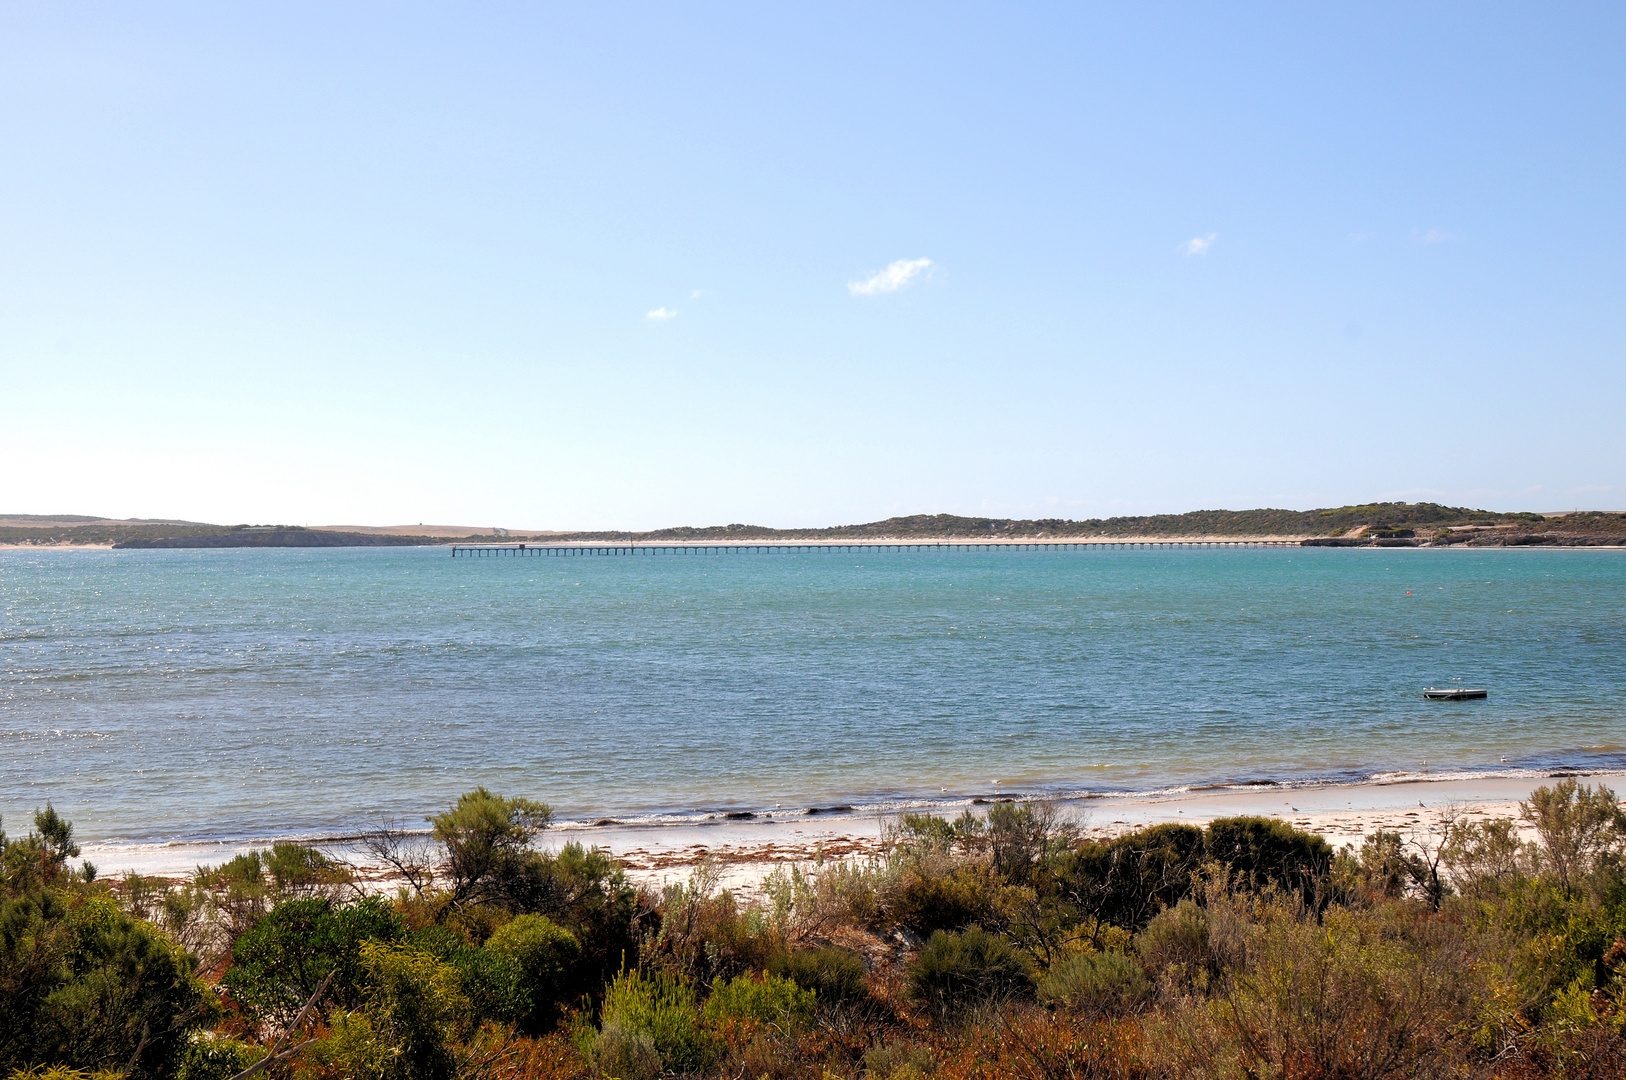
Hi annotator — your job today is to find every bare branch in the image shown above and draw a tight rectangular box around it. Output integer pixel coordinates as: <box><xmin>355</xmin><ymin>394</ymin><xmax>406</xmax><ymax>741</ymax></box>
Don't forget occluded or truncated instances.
<box><xmin>360</xmin><ymin>819</ymin><xmax>439</xmax><ymax>897</ymax></box>
<box><xmin>227</xmin><ymin>968</ymin><xmax>336</xmax><ymax>1080</ymax></box>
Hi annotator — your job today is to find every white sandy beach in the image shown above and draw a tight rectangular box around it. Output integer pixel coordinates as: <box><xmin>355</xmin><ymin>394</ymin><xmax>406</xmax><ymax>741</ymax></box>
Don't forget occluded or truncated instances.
<box><xmin>586</xmin><ymin>774</ymin><xmax>1609</xmax><ymax>897</ymax></box>
<box><xmin>79</xmin><ymin>772</ymin><xmax>1619</xmax><ymax>896</ymax></box>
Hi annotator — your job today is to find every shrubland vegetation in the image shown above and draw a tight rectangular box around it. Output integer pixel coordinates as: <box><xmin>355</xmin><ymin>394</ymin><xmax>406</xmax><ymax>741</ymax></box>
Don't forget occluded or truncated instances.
<box><xmin>8</xmin><ymin>780</ymin><xmax>1626</xmax><ymax>1078</ymax></box>
<box><xmin>0</xmin><ymin>518</ymin><xmax>447</xmax><ymax>547</ymax></box>
<box><xmin>13</xmin><ymin>503</ymin><xmax>1626</xmax><ymax>546</ymax></box>
<box><xmin>539</xmin><ymin>502</ymin><xmax>1558</xmax><ymax>542</ymax></box>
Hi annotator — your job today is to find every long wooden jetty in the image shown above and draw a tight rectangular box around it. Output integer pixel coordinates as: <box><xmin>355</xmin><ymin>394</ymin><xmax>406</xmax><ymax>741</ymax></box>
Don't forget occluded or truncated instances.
<box><xmin>450</xmin><ymin>539</ymin><xmax>1298</xmax><ymax>557</ymax></box>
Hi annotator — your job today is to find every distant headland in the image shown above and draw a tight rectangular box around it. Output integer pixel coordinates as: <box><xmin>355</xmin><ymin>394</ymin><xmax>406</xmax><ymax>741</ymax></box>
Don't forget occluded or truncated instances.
<box><xmin>1</xmin><ymin>502</ymin><xmax>1623</xmax><ymax>549</ymax></box>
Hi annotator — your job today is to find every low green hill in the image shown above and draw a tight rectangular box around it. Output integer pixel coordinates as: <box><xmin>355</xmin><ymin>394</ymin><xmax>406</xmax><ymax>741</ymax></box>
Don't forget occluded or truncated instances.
<box><xmin>541</xmin><ymin>502</ymin><xmax>1548</xmax><ymax>541</ymax></box>
<box><xmin>2</xmin><ymin>502</ymin><xmax>1604</xmax><ymax>547</ymax></box>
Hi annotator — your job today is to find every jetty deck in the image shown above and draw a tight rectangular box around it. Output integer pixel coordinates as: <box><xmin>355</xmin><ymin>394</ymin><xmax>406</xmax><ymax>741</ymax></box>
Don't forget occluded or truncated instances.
<box><xmin>450</xmin><ymin>539</ymin><xmax>1299</xmax><ymax>557</ymax></box>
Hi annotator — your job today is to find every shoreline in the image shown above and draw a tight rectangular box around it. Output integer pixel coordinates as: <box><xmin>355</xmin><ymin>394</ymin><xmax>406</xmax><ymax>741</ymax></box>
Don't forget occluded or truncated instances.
<box><xmin>80</xmin><ymin>771</ymin><xmax>1626</xmax><ymax>891</ymax></box>
<box><xmin>8</xmin><ymin>537</ymin><xmax>1626</xmax><ymax>551</ymax></box>
<box><xmin>2</xmin><ymin>536</ymin><xmax>1312</xmax><ymax>550</ymax></box>
<box><xmin>596</xmin><ymin>773</ymin><xmax>1595</xmax><ymax>896</ymax></box>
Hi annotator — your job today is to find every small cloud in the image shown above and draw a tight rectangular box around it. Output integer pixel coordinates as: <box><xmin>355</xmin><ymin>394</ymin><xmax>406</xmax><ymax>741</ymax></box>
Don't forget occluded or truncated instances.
<box><xmin>690</xmin><ymin>289</ymin><xmax>705</xmax><ymax>299</ymax></box>
<box><xmin>645</xmin><ymin>307</ymin><xmax>678</xmax><ymax>321</ymax></box>
<box><xmin>1411</xmin><ymin>227</ymin><xmax>1460</xmax><ymax>245</ymax></box>
<box><xmin>1181</xmin><ymin>233</ymin><xmax>1218</xmax><ymax>257</ymax></box>
<box><xmin>848</xmin><ymin>257</ymin><xmax>932</xmax><ymax>296</ymax></box>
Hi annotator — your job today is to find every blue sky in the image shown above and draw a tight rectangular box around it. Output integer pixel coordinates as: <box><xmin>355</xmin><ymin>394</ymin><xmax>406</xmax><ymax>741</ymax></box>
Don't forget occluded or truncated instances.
<box><xmin>2</xmin><ymin>3</ymin><xmax>1622</xmax><ymax>528</ymax></box>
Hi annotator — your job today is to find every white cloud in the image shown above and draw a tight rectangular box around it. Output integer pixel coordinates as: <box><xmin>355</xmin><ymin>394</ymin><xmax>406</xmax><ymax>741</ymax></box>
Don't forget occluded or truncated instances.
<box><xmin>848</xmin><ymin>257</ymin><xmax>932</xmax><ymax>296</ymax></box>
<box><xmin>645</xmin><ymin>307</ymin><xmax>678</xmax><ymax>321</ymax></box>
<box><xmin>1411</xmin><ymin>227</ymin><xmax>1460</xmax><ymax>245</ymax></box>
<box><xmin>1181</xmin><ymin>233</ymin><xmax>1218</xmax><ymax>256</ymax></box>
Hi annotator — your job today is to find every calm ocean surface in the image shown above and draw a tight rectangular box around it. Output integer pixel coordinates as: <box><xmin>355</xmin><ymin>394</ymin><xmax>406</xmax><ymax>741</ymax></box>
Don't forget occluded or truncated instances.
<box><xmin>2</xmin><ymin>545</ymin><xmax>1624</xmax><ymax>848</ymax></box>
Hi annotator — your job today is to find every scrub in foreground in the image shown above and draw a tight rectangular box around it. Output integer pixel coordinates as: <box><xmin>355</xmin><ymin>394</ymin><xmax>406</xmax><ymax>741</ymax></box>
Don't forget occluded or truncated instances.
<box><xmin>5</xmin><ymin>781</ymin><xmax>1626</xmax><ymax>1079</ymax></box>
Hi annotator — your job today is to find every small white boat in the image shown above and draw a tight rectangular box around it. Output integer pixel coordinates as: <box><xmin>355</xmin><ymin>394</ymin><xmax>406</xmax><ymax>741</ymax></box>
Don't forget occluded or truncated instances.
<box><xmin>1423</xmin><ymin>687</ymin><xmax>1488</xmax><ymax>701</ymax></box>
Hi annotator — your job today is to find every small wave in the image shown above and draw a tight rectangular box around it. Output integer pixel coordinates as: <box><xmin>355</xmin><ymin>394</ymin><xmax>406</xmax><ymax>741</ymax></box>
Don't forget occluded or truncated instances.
<box><xmin>560</xmin><ymin>753</ymin><xmax>1626</xmax><ymax>829</ymax></box>
<box><xmin>0</xmin><ymin>728</ymin><xmax>115</xmax><ymax>741</ymax></box>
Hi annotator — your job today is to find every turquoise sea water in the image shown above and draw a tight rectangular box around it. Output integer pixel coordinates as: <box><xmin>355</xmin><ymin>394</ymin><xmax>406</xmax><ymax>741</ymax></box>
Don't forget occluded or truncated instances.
<box><xmin>2</xmin><ymin>545</ymin><xmax>1624</xmax><ymax>848</ymax></box>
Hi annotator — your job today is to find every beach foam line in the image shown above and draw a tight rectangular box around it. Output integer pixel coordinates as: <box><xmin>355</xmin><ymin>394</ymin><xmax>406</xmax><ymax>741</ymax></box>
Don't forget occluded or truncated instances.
<box><xmin>72</xmin><ymin>751</ymin><xmax>1626</xmax><ymax>854</ymax></box>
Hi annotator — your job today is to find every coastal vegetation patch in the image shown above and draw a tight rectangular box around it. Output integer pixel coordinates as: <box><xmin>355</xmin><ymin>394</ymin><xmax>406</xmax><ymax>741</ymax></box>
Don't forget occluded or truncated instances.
<box><xmin>0</xmin><ymin>521</ymin><xmax>449</xmax><ymax>548</ymax></box>
<box><xmin>8</xmin><ymin>781</ymin><xmax>1626</xmax><ymax>1076</ymax></box>
<box><xmin>532</xmin><ymin>502</ymin><xmax>1557</xmax><ymax>542</ymax></box>
<box><xmin>6</xmin><ymin>502</ymin><xmax>1624</xmax><ymax>548</ymax></box>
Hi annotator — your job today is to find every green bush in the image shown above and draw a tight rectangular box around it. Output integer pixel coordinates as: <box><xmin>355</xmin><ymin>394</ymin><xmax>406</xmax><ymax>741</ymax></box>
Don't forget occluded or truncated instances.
<box><xmin>192</xmin><ymin>843</ymin><xmax>352</xmax><ymax>940</ymax></box>
<box><xmin>409</xmin><ymin>792</ymin><xmax>639</xmax><ymax>994</ymax></box>
<box><xmin>594</xmin><ymin>967</ymin><xmax>713</xmax><ymax>1072</ymax></box>
<box><xmin>313</xmin><ymin>942</ymin><xmax>472</xmax><ymax>1080</ymax></box>
<box><xmin>1</xmin><ymin>805</ymin><xmax>92</xmax><ymax>894</ymax></box>
<box><xmin>1136</xmin><ymin>898</ymin><xmax>1213</xmax><ymax>988</ymax></box>
<box><xmin>906</xmin><ymin>928</ymin><xmax>1032</xmax><ymax>1014</ymax></box>
<box><xmin>1442</xmin><ymin>817</ymin><xmax>1531</xmax><ymax>897</ymax></box>
<box><xmin>430</xmin><ymin>788</ymin><xmax>553</xmax><ymax>912</ymax></box>
<box><xmin>890</xmin><ymin>863</ymin><xmax>999</xmax><ymax>935</ymax></box>
<box><xmin>1469</xmin><ymin>875</ymin><xmax>1625</xmax><ymax>1019</ymax></box>
<box><xmin>655</xmin><ymin>863</ymin><xmax>788</xmax><ymax>986</ymax></box>
<box><xmin>863</xmin><ymin>1040</ymin><xmax>938</xmax><ymax>1079</ymax></box>
<box><xmin>1057</xmin><ymin>823</ymin><xmax>1205</xmax><ymax>931</ymax></box>
<box><xmin>174</xmin><ymin>1034</ymin><xmax>264</xmax><ymax>1080</ymax></box>
<box><xmin>1037</xmin><ymin>950</ymin><xmax>1151</xmax><ymax>1015</ymax></box>
<box><xmin>1521</xmin><ymin>779</ymin><xmax>1626</xmax><ymax>893</ymax></box>
<box><xmin>899</xmin><ymin>813</ymin><xmax>961</xmax><ymax>852</ymax></box>
<box><xmin>406</xmin><ymin>925</ymin><xmax>527</xmax><ymax>1028</ymax></box>
<box><xmin>222</xmin><ymin>895</ymin><xmax>405</xmax><ymax>1027</ymax></box>
<box><xmin>771</xmin><ymin>945</ymin><xmax>868</xmax><ymax>1006</ymax></box>
<box><xmin>586</xmin><ymin>1019</ymin><xmax>660</xmax><ymax>1080</ymax></box>
<box><xmin>483</xmin><ymin>913</ymin><xmax>581</xmax><ymax>1032</ymax></box>
<box><xmin>0</xmin><ymin>891</ymin><xmax>210</xmax><ymax>1080</ymax></box>
<box><xmin>545</xmin><ymin>842</ymin><xmax>642</xmax><ymax>987</ymax></box>
<box><xmin>984</xmin><ymin>801</ymin><xmax>1077</xmax><ymax>882</ymax></box>
<box><xmin>1205</xmin><ymin>816</ymin><xmax>1332</xmax><ymax>901</ymax></box>
<box><xmin>1141</xmin><ymin>902</ymin><xmax>1480</xmax><ymax>1079</ymax></box>
<box><xmin>702</xmin><ymin>972</ymin><xmax>816</xmax><ymax>1028</ymax></box>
